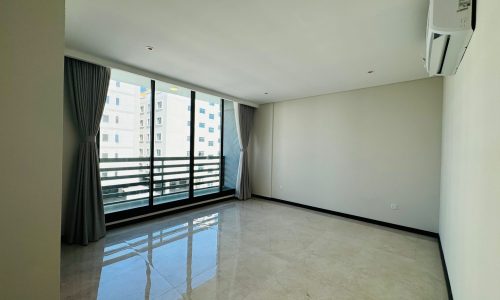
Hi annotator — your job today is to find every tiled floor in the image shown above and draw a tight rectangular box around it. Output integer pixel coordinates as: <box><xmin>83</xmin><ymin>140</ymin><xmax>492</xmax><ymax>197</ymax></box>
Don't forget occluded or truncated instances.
<box><xmin>61</xmin><ymin>199</ymin><xmax>448</xmax><ymax>299</ymax></box>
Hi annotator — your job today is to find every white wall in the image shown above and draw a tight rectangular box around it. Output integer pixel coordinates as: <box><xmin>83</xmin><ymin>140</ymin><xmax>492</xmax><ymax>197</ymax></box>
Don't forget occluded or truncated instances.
<box><xmin>440</xmin><ymin>1</ymin><xmax>500</xmax><ymax>299</ymax></box>
<box><xmin>0</xmin><ymin>0</ymin><xmax>64</xmax><ymax>299</ymax></box>
<box><xmin>251</xmin><ymin>103</ymin><xmax>274</xmax><ymax>196</ymax></box>
<box><xmin>252</xmin><ymin>78</ymin><xmax>443</xmax><ymax>232</ymax></box>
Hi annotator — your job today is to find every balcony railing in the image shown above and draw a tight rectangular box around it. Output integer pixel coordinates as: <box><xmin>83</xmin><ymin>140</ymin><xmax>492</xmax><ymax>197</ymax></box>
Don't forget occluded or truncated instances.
<box><xmin>99</xmin><ymin>156</ymin><xmax>223</xmax><ymax>213</ymax></box>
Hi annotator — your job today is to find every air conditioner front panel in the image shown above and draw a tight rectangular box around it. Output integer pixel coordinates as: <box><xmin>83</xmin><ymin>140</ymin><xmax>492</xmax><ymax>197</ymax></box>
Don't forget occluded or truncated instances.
<box><xmin>441</xmin><ymin>30</ymin><xmax>473</xmax><ymax>75</ymax></box>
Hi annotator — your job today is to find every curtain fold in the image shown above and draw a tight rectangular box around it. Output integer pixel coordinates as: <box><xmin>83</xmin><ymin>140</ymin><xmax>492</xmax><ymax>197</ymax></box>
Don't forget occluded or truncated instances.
<box><xmin>235</xmin><ymin>104</ymin><xmax>255</xmax><ymax>200</ymax></box>
<box><xmin>64</xmin><ymin>57</ymin><xmax>110</xmax><ymax>245</ymax></box>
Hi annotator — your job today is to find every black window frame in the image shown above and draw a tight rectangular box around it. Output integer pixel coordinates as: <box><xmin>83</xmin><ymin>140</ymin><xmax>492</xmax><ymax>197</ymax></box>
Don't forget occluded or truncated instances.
<box><xmin>102</xmin><ymin>78</ymin><xmax>233</xmax><ymax>224</ymax></box>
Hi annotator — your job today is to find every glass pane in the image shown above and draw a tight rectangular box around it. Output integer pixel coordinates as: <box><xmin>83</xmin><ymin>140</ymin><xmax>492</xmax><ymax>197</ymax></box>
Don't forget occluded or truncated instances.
<box><xmin>222</xmin><ymin>100</ymin><xmax>239</xmax><ymax>190</ymax></box>
<box><xmin>99</xmin><ymin>69</ymin><xmax>151</xmax><ymax>214</ymax></box>
<box><xmin>152</xmin><ymin>82</ymin><xmax>191</xmax><ymax>205</ymax></box>
<box><xmin>194</xmin><ymin>92</ymin><xmax>221</xmax><ymax>196</ymax></box>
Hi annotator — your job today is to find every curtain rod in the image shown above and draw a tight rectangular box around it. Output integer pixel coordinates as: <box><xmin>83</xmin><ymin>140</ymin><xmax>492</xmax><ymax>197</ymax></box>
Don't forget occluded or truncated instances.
<box><xmin>65</xmin><ymin>48</ymin><xmax>259</xmax><ymax>108</ymax></box>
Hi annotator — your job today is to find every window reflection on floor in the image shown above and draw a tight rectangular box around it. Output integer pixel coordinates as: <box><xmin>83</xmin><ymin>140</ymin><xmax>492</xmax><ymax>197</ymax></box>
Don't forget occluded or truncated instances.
<box><xmin>96</xmin><ymin>212</ymin><xmax>220</xmax><ymax>299</ymax></box>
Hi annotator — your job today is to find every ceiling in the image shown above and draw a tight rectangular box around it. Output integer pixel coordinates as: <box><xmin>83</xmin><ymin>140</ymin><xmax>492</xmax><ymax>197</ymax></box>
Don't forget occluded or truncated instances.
<box><xmin>66</xmin><ymin>0</ymin><xmax>430</xmax><ymax>104</ymax></box>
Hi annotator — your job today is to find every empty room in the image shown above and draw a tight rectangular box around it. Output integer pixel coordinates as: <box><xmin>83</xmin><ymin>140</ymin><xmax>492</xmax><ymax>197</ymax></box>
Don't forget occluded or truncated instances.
<box><xmin>2</xmin><ymin>0</ymin><xmax>499</xmax><ymax>299</ymax></box>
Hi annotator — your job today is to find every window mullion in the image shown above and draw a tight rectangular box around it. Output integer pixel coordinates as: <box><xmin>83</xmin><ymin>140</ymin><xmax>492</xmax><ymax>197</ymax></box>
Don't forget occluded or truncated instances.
<box><xmin>219</xmin><ymin>99</ymin><xmax>224</xmax><ymax>192</ymax></box>
<box><xmin>148</xmin><ymin>80</ymin><xmax>156</xmax><ymax>207</ymax></box>
<box><xmin>189</xmin><ymin>91</ymin><xmax>196</xmax><ymax>199</ymax></box>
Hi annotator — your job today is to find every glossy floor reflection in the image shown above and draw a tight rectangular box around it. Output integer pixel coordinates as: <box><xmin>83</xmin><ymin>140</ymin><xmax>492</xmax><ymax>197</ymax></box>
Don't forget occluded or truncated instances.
<box><xmin>61</xmin><ymin>199</ymin><xmax>448</xmax><ymax>299</ymax></box>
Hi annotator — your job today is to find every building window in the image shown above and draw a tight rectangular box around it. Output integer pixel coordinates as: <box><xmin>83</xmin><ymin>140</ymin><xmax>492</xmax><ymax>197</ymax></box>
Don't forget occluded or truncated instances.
<box><xmin>99</xmin><ymin>70</ymin><xmax>226</xmax><ymax>216</ymax></box>
<box><xmin>102</xmin><ymin>172</ymin><xmax>107</xmax><ymax>177</ymax></box>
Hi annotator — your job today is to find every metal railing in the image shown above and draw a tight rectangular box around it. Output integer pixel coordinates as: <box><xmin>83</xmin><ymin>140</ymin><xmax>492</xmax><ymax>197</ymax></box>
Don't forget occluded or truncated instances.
<box><xmin>99</xmin><ymin>156</ymin><xmax>223</xmax><ymax>209</ymax></box>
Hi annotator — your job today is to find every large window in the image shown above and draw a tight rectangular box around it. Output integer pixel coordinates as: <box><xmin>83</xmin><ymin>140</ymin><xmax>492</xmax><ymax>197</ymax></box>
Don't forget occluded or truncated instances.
<box><xmin>99</xmin><ymin>70</ymin><xmax>151</xmax><ymax>214</ymax></box>
<box><xmin>99</xmin><ymin>69</ymin><xmax>237</xmax><ymax>220</ymax></box>
<box><xmin>194</xmin><ymin>92</ymin><xmax>221</xmax><ymax>196</ymax></box>
<box><xmin>153</xmin><ymin>81</ymin><xmax>191</xmax><ymax>205</ymax></box>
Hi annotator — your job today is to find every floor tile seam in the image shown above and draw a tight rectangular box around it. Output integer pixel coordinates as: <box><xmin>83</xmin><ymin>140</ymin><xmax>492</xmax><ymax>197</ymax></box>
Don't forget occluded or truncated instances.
<box><xmin>116</xmin><ymin>239</ymin><xmax>187</xmax><ymax>292</ymax></box>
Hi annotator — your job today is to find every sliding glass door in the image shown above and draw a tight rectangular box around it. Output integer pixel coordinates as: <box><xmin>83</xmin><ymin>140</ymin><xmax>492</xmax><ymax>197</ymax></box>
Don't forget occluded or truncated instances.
<box><xmin>99</xmin><ymin>69</ymin><xmax>236</xmax><ymax>222</ymax></box>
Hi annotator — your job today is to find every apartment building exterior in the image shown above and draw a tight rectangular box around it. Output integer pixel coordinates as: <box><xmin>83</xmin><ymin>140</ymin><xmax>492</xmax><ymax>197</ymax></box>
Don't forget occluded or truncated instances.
<box><xmin>100</xmin><ymin>80</ymin><xmax>221</xmax><ymax>161</ymax></box>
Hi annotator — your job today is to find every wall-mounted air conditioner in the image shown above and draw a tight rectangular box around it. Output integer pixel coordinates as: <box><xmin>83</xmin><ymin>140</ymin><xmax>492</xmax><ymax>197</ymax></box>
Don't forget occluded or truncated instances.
<box><xmin>425</xmin><ymin>0</ymin><xmax>475</xmax><ymax>76</ymax></box>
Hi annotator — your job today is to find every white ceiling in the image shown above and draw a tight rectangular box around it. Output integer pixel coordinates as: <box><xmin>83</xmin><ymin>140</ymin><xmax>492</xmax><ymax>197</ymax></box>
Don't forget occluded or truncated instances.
<box><xmin>66</xmin><ymin>0</ymin><xmax>430</xmax><ymax>104</ymax></box>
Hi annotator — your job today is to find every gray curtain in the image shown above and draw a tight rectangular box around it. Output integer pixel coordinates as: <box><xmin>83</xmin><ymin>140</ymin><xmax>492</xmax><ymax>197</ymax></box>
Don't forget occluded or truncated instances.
<box><xmin>235</xmin><ymin>104</ymin><xmax>255</xmax><ymax>200</ymax></box>
<box><xmin>64</xmin><ymin>57</ymin><xmax>110</xmax><ymax>245</ymax></box>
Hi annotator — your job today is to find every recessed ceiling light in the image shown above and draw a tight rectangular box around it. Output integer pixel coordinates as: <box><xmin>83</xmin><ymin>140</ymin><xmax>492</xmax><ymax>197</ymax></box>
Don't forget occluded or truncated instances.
<box><xmin>368</xmin><ymin>70</ymin><xmax>374</xmax><ymax>74</ymax></box>
<box><xmin>146</xmin><ymin>46</ymin><xmax>154</xmax><ymax>51</ymax></box>
<box><xmin>170</xmin><ymin>87</ymin><xmax>178</xmax><ymax>91</ymax></box>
